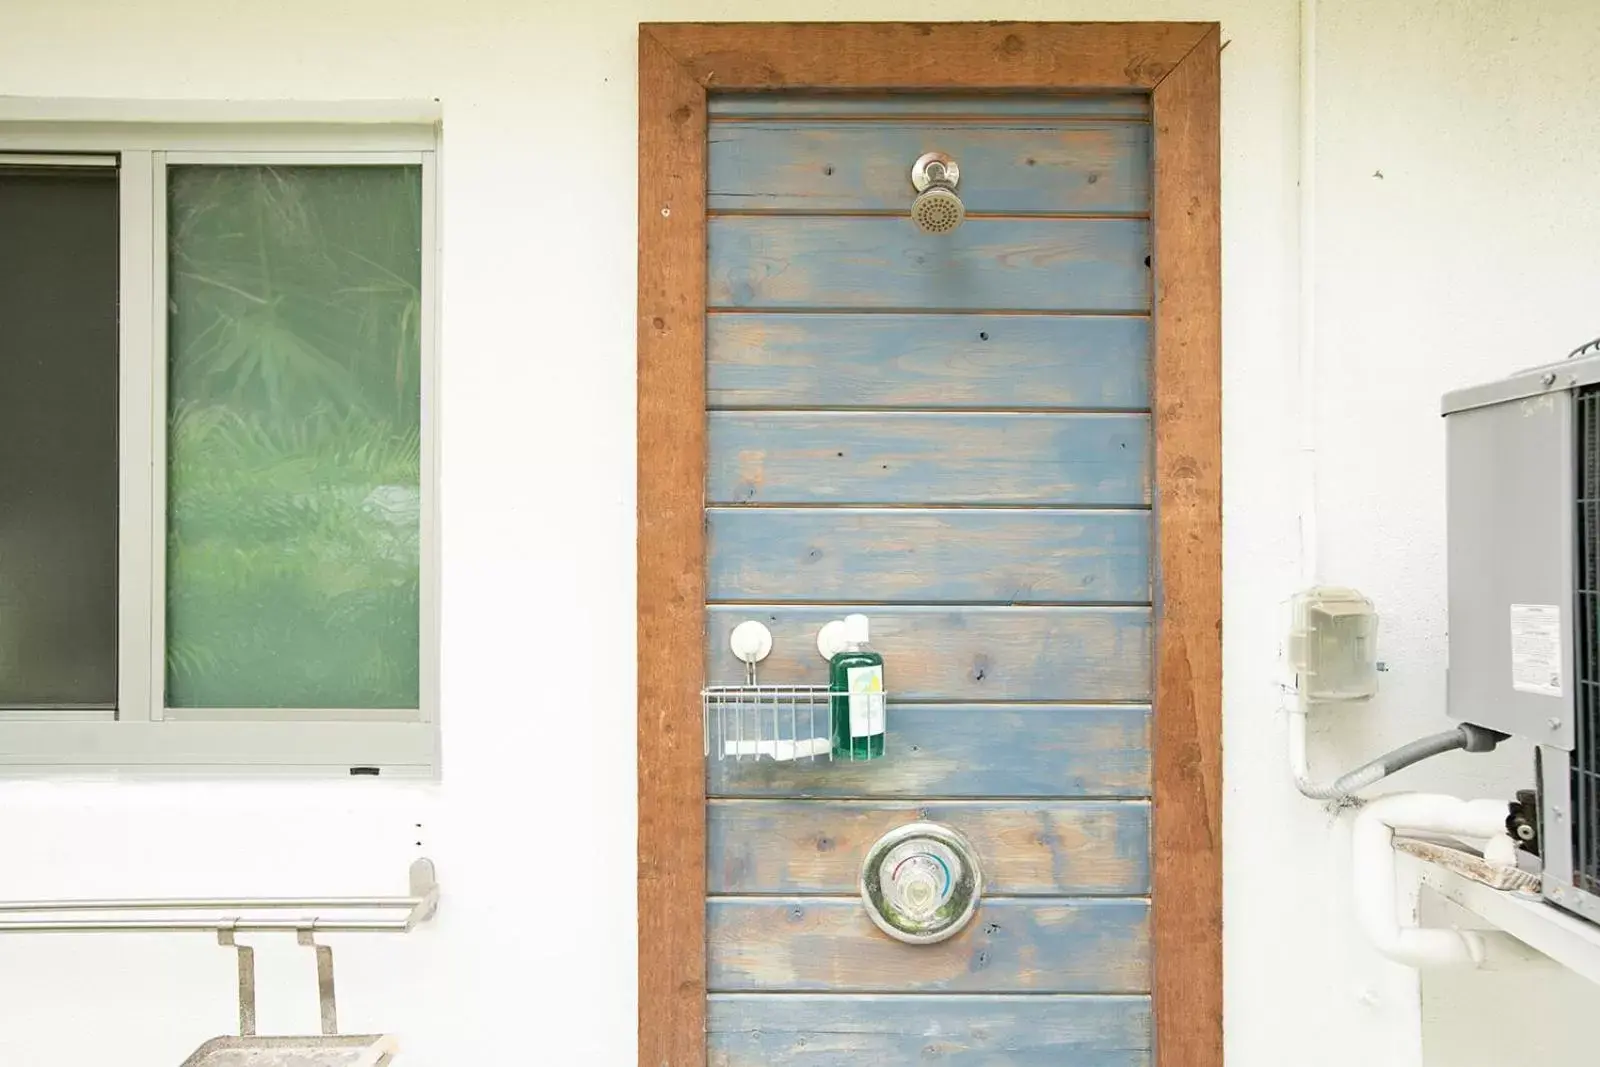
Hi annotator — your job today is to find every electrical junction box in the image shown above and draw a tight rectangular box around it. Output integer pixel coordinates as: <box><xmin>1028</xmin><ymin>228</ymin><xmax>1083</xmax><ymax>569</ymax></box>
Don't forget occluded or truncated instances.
<box><xmin>1284</xmin><ymin>586</ymin><xmax>1379</xmax><ymax>705</ymax></box>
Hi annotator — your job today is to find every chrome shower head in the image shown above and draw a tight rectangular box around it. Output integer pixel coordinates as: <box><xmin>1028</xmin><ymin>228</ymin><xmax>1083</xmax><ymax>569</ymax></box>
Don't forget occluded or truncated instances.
<box><xmin>910</xmin><ymin>152</ymin><xmax>964</xmax><ymax>235</ymax></box>
<box><xmin>911</xmin><ymin>186</ymin><xmax>965</xmax><ymax>235</ymax></box>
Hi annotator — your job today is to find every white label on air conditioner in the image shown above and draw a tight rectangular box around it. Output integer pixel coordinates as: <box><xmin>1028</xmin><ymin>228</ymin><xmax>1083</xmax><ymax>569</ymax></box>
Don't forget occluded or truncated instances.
<box><xmin>1509</xmin><ymin>603</ymin><xmax>1563</xmax><ymax>697</ymax></box>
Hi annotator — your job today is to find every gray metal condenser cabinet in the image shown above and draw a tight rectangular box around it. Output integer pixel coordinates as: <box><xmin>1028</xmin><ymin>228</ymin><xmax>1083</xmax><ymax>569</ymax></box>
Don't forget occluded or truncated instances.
<box><xmin>1445</xmin><ymin>349</ymin><xmax>1600</xmax><ymax>924</ymax></box>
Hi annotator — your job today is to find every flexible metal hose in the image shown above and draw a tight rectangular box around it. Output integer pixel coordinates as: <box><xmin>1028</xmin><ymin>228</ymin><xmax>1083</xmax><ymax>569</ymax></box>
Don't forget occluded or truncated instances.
<box><xmin>1295</xmin><ymin>722</ymin><xmax>1504</xmax><ymax>801</ymax></box>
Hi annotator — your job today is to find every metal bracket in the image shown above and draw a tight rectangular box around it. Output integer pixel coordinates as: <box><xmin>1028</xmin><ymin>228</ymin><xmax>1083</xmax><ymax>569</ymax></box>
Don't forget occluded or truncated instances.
<box><xmin>217</xmin><ymin>928</ymin><xmax>257</xmax><ymax>1037</ymax></box>
<box><xmin>298</xmin><ymin>929</ymin><xmax>339</xmax><ymax>1036</ymax></box>
<box><xmin>910</xmin><ymin>150</ymin><xmax>959</xmax><ymax>192</ymax></box>
<box><xmin>407</xmin><ymin>857</ymin><xmax>439</xmax><ymax>928</ymax></box>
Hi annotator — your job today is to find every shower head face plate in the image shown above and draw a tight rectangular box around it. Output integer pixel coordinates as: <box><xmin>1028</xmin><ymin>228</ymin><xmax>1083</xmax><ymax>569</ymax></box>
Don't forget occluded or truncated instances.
<box><xmin>911</xmin><ymin>186</ymin><xmax>965</xmax><ymax>234</ymax></box>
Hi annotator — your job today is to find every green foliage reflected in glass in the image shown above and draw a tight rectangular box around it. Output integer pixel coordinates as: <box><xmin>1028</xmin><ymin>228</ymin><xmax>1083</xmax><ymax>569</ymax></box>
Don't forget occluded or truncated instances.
<box><xmin>166</xmin><ymin>165</ymin><xmax>422</xmax><ymax>709</ymax></box>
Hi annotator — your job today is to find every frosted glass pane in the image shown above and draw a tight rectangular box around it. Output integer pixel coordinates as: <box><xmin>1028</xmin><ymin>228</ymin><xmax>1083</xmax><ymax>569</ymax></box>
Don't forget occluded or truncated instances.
<box><xmin>166</xmin><ymin>165</ymin><xmax>422</xmax><ymax>709</ymax></box>
<box><xmin>0</xmin><ymin>168</ymin><xmax>118</xmax><ymax>708</ymax></box>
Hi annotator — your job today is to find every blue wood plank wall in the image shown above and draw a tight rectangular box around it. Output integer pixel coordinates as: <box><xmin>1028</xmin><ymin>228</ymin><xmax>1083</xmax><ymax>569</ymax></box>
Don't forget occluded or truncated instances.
<box><xmin>703</xmin><ymin>92</ymin><xmax>1153</xmax><ymax>1066</ymax></box>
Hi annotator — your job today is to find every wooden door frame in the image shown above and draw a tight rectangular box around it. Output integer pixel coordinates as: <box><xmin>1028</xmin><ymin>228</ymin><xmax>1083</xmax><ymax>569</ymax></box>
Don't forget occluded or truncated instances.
<box><xmin>638</xmin><ymin>21</ymin><xmax>1221</xmax><ymax>1067</ymax></box>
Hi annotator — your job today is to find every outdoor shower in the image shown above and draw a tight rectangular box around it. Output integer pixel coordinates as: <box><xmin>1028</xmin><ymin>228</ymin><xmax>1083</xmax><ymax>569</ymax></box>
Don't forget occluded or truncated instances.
<box><xmin>910</xmin><ymin>151</ymin><xmax>964</xmax><ymax>234</ymax></box>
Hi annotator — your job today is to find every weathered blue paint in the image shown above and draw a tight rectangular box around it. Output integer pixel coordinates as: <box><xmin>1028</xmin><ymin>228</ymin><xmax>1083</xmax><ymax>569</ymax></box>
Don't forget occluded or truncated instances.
<box><xmin>707</xmin><ymin>994</ymin><xmax>1152</xmax><ymax>1067</ymax></box>
<box><xmin>706</xmin><ymin>605</ymin><xmax>1151</xmax><ymax>701</ymax></box>
<box><xmin>708</xmin><ymin>897</ymin><xmax>1150</xmax><ymax>993</ymax></box>
<box><xmin>708</xmin><ymin>704</ymin><xmax>1151</xmax><ymax>799</ymax></box>
<box><xmin>699</xmin><ymin>93</ymin><xmax>1157</xmax><ymax>1040</ymax></box>
<box><xmin>708</xmin><ymin>217</ymin><xmax>1150</xmax><ymax>311</ymax></box>
<box><xmin>707</xmin><ymin>412</ymin><xmax>1150</xmax><ymax>506</ymax></box>
<box><xmin>707</xmin><ymin>313</ymin><xmax>1149</xmax><ymax>410</ymax></box>
<box><xmin>708</xmin><ymin>800</ymin><xmax>1150</xmax><ymax>895</ymax></box>
<box><xmin>709</xmin><ymin>122</ymin><xmax>1150</xmax><ymax>214</ymax></box>
<box><xmin>707</xmin><ymin>507</ymin><xmax>1151</xmax><ymax>603</ymax></box>
<box><xmin>709</xmin><ymin>94</ymin><xmax>1151</xmax><ymax>119</ymax></box>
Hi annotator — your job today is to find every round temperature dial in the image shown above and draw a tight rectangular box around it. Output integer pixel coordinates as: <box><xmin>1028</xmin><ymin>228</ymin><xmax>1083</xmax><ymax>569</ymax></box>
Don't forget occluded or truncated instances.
<box><xmin>859</xmin><ymin>822</ymin><xmax>982</xmax><ymax>944</ymax></box>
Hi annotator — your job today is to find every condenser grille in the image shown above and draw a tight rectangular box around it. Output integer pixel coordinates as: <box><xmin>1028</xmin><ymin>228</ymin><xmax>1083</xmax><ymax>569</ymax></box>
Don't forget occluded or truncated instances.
<box><xmin>1575</xmin><ymin>386</ymin><xmax>1600</xmax><ymax>895</ymax></box>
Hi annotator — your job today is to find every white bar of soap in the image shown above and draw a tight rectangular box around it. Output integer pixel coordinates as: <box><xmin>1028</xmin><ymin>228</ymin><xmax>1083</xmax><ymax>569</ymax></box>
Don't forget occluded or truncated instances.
<box><xmin>722</xmin><ymin>736</ymin><xmax>832</xmax><ymax>761</ymax></box>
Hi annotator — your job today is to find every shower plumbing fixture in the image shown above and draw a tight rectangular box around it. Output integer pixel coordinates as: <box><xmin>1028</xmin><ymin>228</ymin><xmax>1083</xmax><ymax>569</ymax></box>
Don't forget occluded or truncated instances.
<box><xmin>910</xmin><ymin>151</ymin><xmax>964</xmax><ymax>235</ymax></box>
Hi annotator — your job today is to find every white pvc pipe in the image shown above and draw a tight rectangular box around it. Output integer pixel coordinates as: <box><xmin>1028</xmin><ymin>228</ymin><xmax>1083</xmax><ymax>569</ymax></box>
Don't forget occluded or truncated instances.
<box><xmin>1353</xmin><ymin>794</ymin><xmax>1545</xmax><ymax>969</ymax></box>
<box><xmin>1286</xmin><ymin>705</ymin><xmax>1344</xmax><ymax>799</ymax></box>
<box><xmin>1287</xmin><ymin>694</ymin><xmax>1365</xmax><ymax>800</ymax></box>
<box><xmin>1298</xmin><ymin>0</ymin><xmax>1320</xmax><ymax>585</ymax></box>
<box><xmin>1288</xmin><ymin>704</ymin><xmax>1465</xmax><ymax>801</ymax></box>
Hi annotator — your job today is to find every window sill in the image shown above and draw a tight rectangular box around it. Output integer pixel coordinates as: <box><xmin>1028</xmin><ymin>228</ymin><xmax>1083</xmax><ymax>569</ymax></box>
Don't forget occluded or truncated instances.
<box><xmin>0</xmin><ymin>720</ymin><xmax>435</xmax><ymax>777</ymax></box>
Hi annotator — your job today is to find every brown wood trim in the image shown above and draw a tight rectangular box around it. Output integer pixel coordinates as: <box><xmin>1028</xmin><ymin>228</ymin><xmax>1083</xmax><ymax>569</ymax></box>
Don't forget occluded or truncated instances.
<box><xmin>638</xmin><ymin>21</ymin><xmax>1221</xmax><ymax>1067</ymax></box>
<box><xmin>1150</xmin><ymin>26</ymin><xmax>1224</xmax><ymax>1067</ymax></box>
<box><xmin>637</xmin><ymin>28</ymin><xmax>710</xmax><ymax>1067</ymax></box>
<box><xmin>645</xmin><ymin>21</ymin><xmax>1211</xmax><ymax>90</ymax></box>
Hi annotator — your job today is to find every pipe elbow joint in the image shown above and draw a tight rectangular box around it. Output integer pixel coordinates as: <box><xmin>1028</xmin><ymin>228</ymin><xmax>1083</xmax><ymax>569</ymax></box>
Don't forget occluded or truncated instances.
<box><xmin>1352</xmin><ymin>793</ymin><xmax>1536</xmax><ymax>971</ymax></box>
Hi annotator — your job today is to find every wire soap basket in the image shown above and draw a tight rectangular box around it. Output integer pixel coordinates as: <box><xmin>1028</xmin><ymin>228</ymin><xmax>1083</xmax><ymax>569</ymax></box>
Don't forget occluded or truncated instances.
<box><xmin>703</xmin><ymin>620</ymin><xmax>887</xmax><ymax>763</ymax></box>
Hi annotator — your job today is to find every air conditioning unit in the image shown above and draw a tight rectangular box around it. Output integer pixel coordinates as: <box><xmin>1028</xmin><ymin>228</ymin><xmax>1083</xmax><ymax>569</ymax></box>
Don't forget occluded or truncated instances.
<box><xmin>1444</xmin><ymin>342</ymin><xmax>1600</xmax><ymax>923</ymax></box>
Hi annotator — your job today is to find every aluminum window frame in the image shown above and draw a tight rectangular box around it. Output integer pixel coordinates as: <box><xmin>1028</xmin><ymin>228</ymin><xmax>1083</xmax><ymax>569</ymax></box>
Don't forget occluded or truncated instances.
<box><xmin>0</xmin><ymin>108</ymin><xmax>440</xmax><ymax>775</ymax></box>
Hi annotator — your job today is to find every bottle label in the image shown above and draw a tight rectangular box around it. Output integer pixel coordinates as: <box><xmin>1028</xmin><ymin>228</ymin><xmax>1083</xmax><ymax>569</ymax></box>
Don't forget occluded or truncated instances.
<box><xmin>846</xmin><ymin>665</ymin><xmax>885</xmax><ymax>737</ymax></box>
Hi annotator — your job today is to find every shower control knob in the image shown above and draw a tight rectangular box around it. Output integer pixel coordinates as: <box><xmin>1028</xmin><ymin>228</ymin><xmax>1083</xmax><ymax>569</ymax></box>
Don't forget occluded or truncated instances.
<box><xmin>859</xmin><ymin>821</ymin><xmax>982</xmax><ymax>944</ymax></box>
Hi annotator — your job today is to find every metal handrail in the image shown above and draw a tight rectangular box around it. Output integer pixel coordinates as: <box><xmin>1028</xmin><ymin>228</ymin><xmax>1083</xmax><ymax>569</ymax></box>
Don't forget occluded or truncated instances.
<box><xmin>0</xmin><ymin>896</ymin><xmax>409</xmax><ymax>912</ymax></box>
<box><xmin>0</xmin><ymin>858</ymin><xmax>438</xmax><ymax>934</ymax></box>
<box><xmin>0</xmin><ymin>918</ymin><xmax>417</xmax><ymax>934</ymax></box>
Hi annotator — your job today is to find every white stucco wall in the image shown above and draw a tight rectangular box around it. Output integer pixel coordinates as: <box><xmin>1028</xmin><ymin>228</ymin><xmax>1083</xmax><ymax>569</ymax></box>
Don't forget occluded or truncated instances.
<box><xmin>0</xmin><ymin>1</ymin><xmax>1594</xmax><ymax>1064</ymax></box>
<box><xmin>1315</xmin><ymin>2</ymin><xmax>1600</xmax><ymax>1061</ymax></box>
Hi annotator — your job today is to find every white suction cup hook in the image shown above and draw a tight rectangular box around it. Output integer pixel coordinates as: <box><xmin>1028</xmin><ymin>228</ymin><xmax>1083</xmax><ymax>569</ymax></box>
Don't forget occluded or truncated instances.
<box><xmin>817</xmin><ymin>619</ymin><xmax>850</xmax><ymax>661</ymax></box>
<box><xmin>729</xmin><ymin>620</ymin><xmax>773</xmax><ymax>665</ymax></box>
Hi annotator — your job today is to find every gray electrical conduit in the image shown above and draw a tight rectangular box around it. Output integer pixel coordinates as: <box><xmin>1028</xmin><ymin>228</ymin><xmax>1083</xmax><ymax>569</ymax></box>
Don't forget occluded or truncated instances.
<box><xmin>1292</xmin><ymin>720</ymin><xmax>1506</xmax><ymax>801</ymax></box>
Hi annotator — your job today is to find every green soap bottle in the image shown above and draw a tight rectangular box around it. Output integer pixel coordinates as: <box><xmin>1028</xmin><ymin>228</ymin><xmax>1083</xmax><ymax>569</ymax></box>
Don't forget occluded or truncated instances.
<box><xmin>830</xmin><ymin>613</ymin><xmax>886</xmax><ymax>760</ymax></box>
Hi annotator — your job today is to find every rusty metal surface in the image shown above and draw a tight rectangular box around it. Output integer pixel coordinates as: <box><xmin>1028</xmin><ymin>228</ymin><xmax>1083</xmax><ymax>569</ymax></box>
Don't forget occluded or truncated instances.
<box><xmin>1396</xmin><ymin>837</ymin><xmax>1541</xmax><ymax>893</ymax></box>
<box><xmin>180</xmin><ymin>1035</ymin><xmax>396</xmax><ymax>1067</ymax></box>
